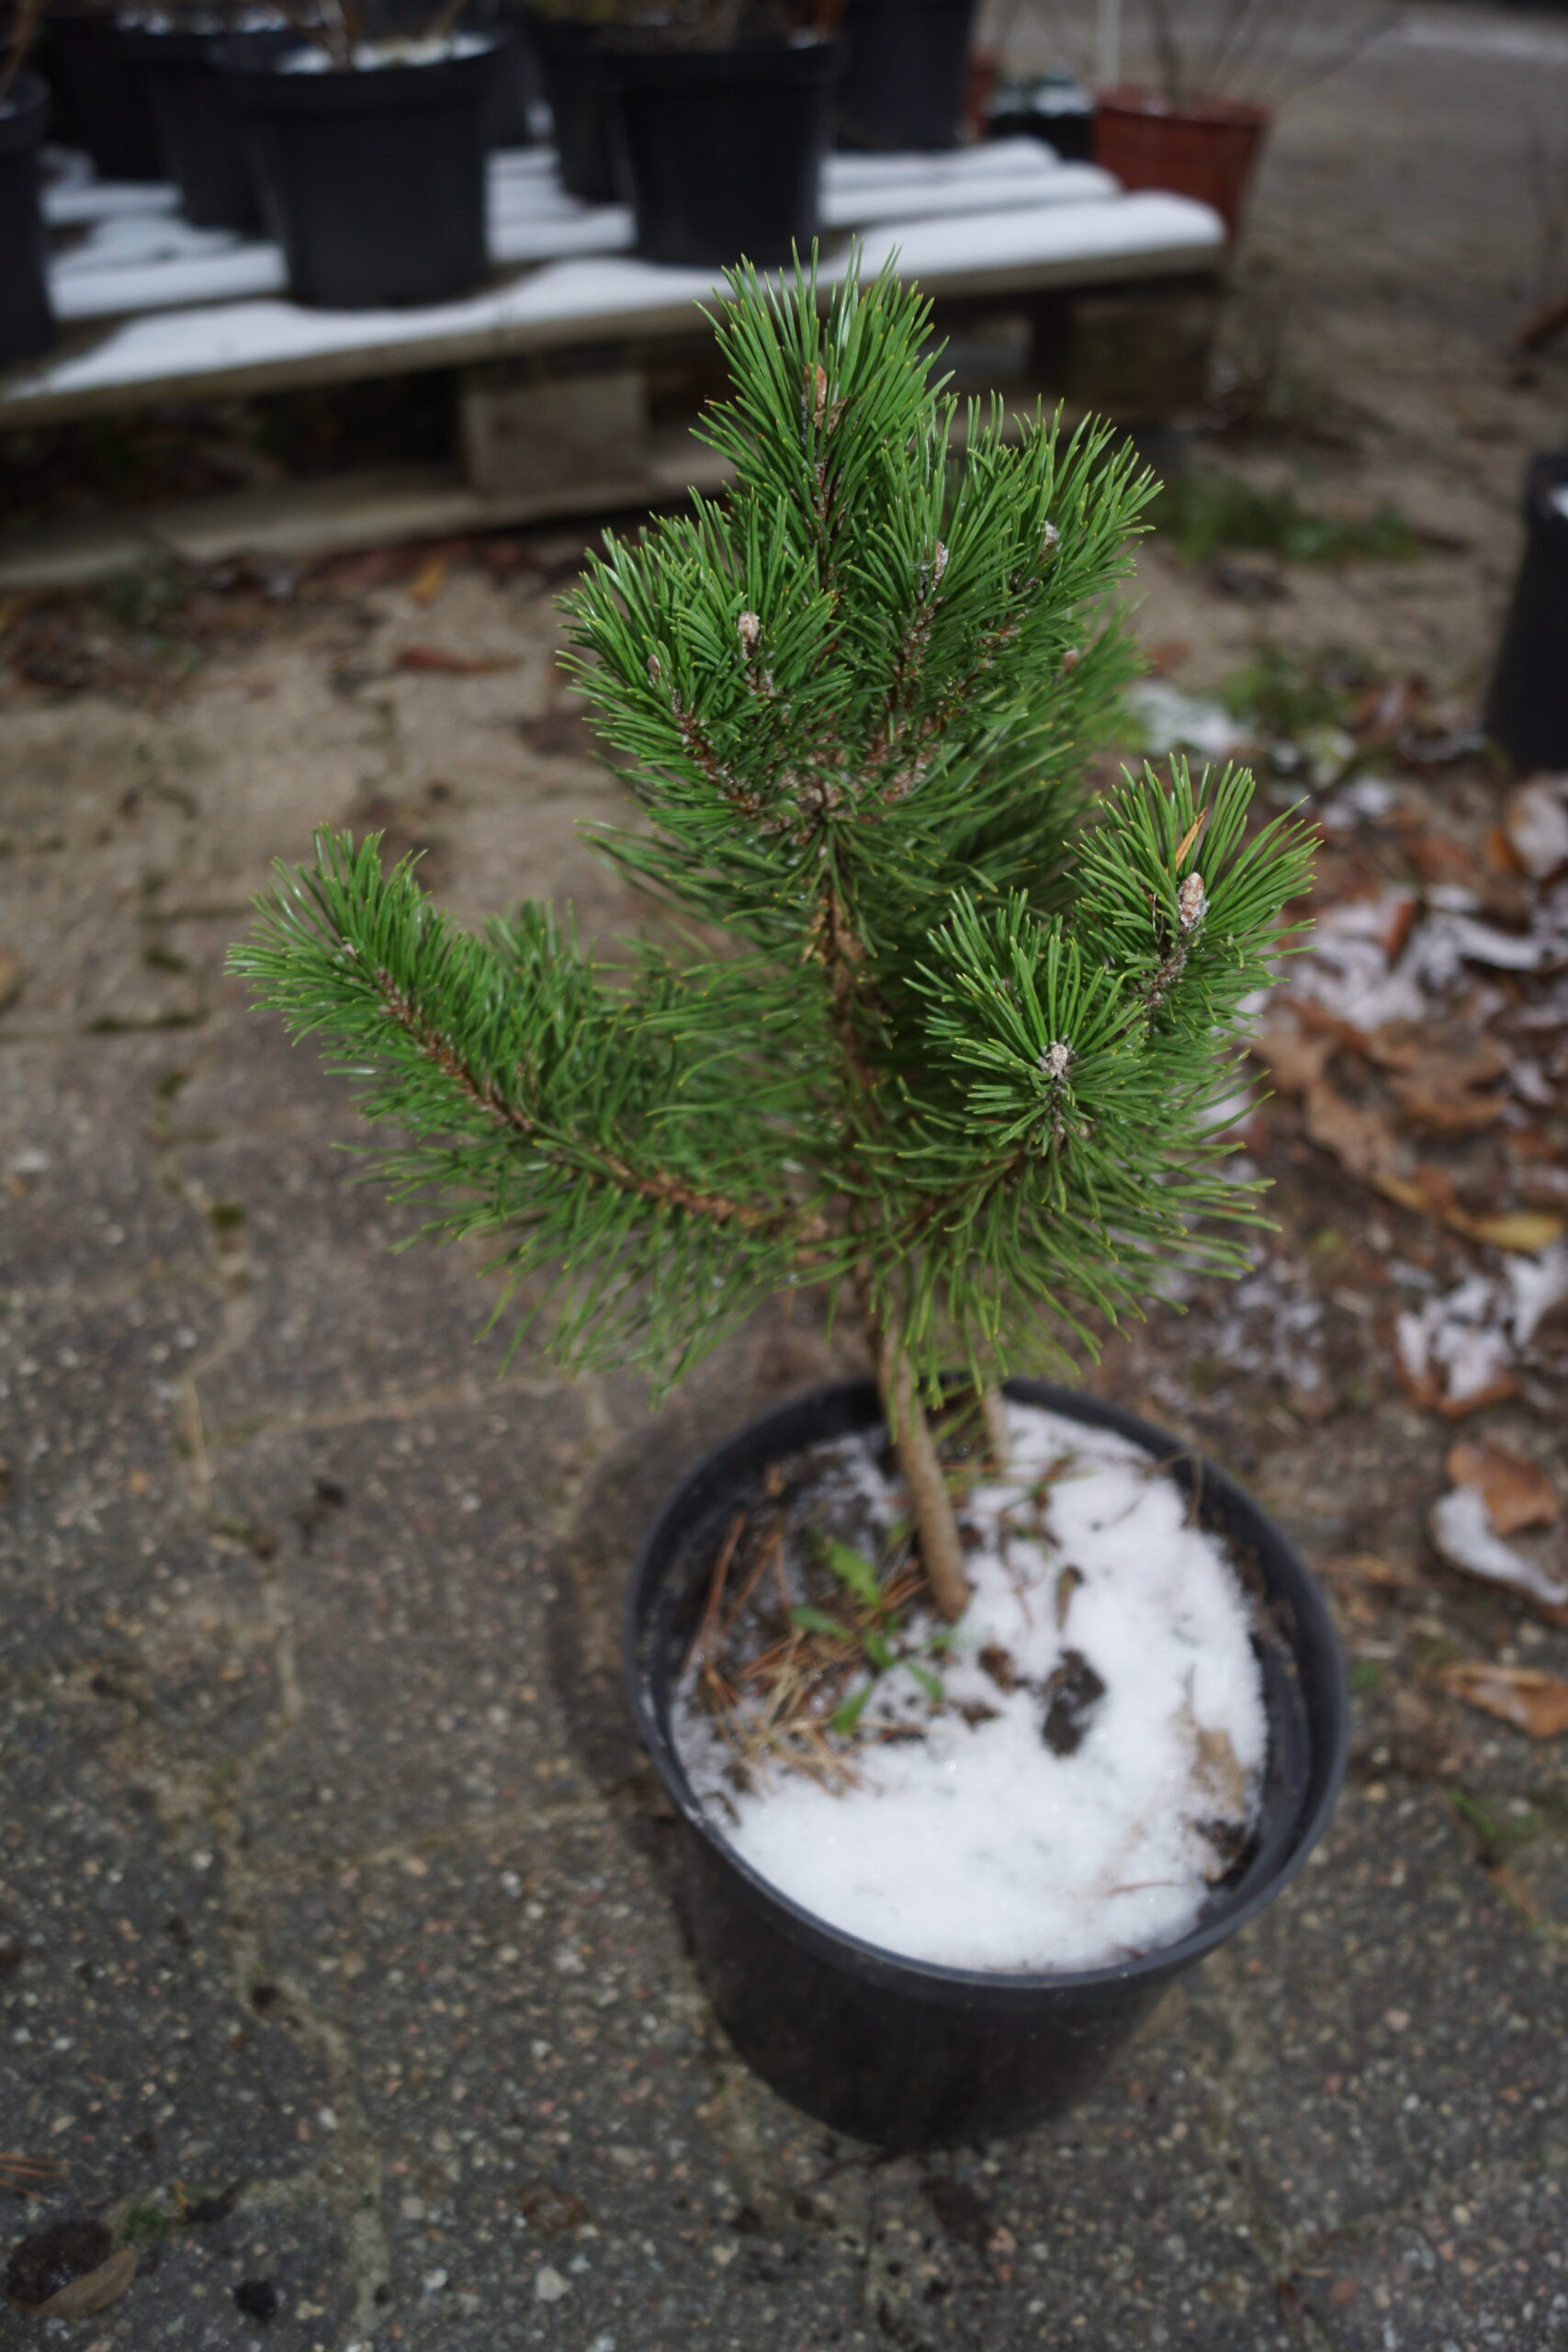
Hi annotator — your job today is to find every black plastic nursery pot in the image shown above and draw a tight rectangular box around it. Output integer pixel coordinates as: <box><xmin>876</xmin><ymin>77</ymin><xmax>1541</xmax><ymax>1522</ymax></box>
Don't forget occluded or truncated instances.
<box><xmin>525</xmin><ymin>8</ymin><xmax>618</xmax><ymax>203</ymax></box>
<box><xmin>837</xmin><ymin>0</ymin><xmax>976</xmax><ymax>153</ymax></box>
<box><xmin>122</xmin><ymin>22</ymin><xmax>295</xmax><ymax>232</ymax></box>
<box><xmin>0</xmin><ymin>73</ymin><xmax>54</xmax><ymax>370</ymax></box>
<box><xmin>219</xmin><ymin>38</ymin><xmax>501</xmax><ymax>311</ymax></box>
<box><xmin>626</xmin><ymin>1378</ymin><xmax>1348</xmax><ymax>2151</ymax></box>
<box><xmin>485</xmin><ymin>18</ymin><xmax>540</xmax><ymax>148</ymax></box>
<box><xmin>40</xmin><ymin>6</ymin><xmax>164</xmax><ymax>179</ymax></box>
<box><xmin>604</xmin><ymin>39</ymin><xmax>843</xmax><ymax>270</ymax></box>
<box><xmin>987</xmin><ymin>74</ymin><xmax>1094</xmax><ymax>163</ymax></box>
<box><xmin>1483</xmin><ymin>450</ymin><xmax>1568</xmax><ymax>774</ymax></box>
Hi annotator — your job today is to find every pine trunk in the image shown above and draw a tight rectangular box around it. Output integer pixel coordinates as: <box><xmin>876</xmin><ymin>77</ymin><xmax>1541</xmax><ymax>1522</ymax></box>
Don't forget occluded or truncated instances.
<box><xmin>868</xmin><ymin>1311</ymin><xmax>971</xmax><ymax>1624</ymax></box>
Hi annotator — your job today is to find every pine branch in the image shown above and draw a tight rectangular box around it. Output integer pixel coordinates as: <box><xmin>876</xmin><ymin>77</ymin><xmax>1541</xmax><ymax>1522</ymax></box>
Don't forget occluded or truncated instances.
<box><xmin>233</xmin><ymin>254</ymin><xmax>1314</xmax><ymax>1607</ymax></box>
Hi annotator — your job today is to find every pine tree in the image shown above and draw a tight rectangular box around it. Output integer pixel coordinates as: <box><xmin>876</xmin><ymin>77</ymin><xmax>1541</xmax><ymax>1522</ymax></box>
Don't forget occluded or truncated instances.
<box><xmin>232</xmin><ymin>255</ymin><xmax>1312</xmax><ymax>1621</ymax></box>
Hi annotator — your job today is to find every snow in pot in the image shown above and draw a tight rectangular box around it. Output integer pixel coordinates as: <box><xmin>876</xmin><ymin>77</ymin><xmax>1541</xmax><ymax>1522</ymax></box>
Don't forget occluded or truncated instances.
<box><xmin>672</xmin><ymin>1401</ymin><xmax>1268</xmax><ymax>1973</ymax></box>
<box><xmin>278</xmin><ymin>33</ymin><xmax>492</xmax><ymax>71</ymax></box>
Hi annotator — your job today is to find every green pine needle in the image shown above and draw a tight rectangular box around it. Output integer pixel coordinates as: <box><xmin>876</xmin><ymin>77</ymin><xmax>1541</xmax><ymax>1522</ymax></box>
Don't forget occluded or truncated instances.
<box><xmin>230</xmin><ymin>249</ymin><xmax>1312</xmax><ymax>1398</ymax></box>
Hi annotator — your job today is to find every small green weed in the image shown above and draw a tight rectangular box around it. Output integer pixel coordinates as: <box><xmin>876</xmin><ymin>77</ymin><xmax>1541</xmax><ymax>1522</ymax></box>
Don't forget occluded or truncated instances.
<box><xmin>118</xmin><ymin>2196</ymin><xmax>175</xmax><ymax>2245</ymax></box>
<box><xmin>1218</xmin><ymin>643</ymin><xmax>1371</xmax><ymax>739</ymax></box>
<box><xmin>1448</xmin><ymin>1787</ymin><xmax>1568</xmax><ymax>1869</ymax></box>
<box><xmin>796</xmin><ymin>1532</ymin><xmax>949</xmax><ymax>1732</ymax></box>
<box><xmin>1149</xmin><ymin>466</ymin><xmax>1424</xmax><ymax>565</ymax></box>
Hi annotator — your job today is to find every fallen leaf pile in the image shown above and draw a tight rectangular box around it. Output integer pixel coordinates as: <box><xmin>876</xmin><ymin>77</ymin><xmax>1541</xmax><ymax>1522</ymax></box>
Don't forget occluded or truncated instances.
<box><xmin>1253</xmin><ymin>775</ymin><xmax>1568</xmax><ymax>1419</ymax></box>
<box><xmin>1237</xmin><ymin>766</ymin><xmax>1568</xmax><ymax>1731</ymax></box>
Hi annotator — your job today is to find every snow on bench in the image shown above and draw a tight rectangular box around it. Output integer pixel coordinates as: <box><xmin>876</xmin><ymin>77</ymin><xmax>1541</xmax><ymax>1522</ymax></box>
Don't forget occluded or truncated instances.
<box><xmin>45</xmin><ymin>140</ymin><xmax>1122</xmax><ymax>323</ymax></box>
<box><xmin>11</xmin><ymin>193</ymin><xmax>1223</xmax><ymax>417</ymax></box>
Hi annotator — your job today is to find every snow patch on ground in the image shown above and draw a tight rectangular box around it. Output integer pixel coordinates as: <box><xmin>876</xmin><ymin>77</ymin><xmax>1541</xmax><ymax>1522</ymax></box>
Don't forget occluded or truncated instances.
<box><xmin>1428</xmin><ymin>1487</ymin><xmax>1568</xmax><ymax>1609</ymax></box>
<box><xmin>675</xmin><ymin>1404</ymin><xmax>1267</xmax><ymax>1974</ymax></box>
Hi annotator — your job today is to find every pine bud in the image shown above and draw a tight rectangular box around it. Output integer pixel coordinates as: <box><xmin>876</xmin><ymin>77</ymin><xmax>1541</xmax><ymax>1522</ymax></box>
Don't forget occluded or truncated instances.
<box><xmin>1039</xmin><ymin>1039</ymin><xmax>1072</xmax><ymax>1081</ymax></box>
<box><xmin>1178</xmin><ymin>871</ymin><xmax>1207</xmax><ymax>933</ymax></box>
<box><xmin>738</xmin><ymin>611</ymin><xmax>761</xmax><ymax>659</ymax></box>
<box><xmin>1042</xmin><ymin>521</ymin><xmax>1060</xmax><ymax>557</ymax></box>
<box><xmin>647</xmin><ymin>650</ymin><xmax>662</xmax><ymax>684</ymax></box>
<box><xmin>931</xmin><ymin>540</ymin><xmax>949</xmax><ymax>587</ymax></box>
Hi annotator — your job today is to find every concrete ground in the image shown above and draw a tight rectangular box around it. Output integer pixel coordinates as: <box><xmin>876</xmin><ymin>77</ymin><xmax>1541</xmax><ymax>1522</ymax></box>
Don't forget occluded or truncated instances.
<box><xmin>5</xmin><ymin>6</ymin><xmax>1568</xmax><ymax>2347</ymax></box>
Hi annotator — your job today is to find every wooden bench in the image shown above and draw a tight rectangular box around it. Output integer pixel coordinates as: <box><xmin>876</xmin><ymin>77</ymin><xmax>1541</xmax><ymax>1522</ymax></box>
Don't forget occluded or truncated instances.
<box><xmin>0</xmin><ymin>140</ymin><xmax>1225</xmax><ymax>587</ymax></box>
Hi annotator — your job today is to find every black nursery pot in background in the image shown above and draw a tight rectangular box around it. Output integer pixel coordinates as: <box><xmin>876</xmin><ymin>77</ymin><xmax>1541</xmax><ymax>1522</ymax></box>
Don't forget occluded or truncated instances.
<box><xmin>837</xmin><ymin>0</ymin><xmax>976</xmax><ymax>153</ymax></box>
<box><xmin>122</xmin><ymin>21</ymin><xmax>295</xmax><ymax>232</ymax></box>
<box><xmin>0</xmin><ymin>72</ymin><xmax>54</xmax><ymax>369</ymax></box>
<box><xmin>986</xmin><ymin>72</ymin><xmax>1094</xmax><ymax>162</ymax></box>
<box><xmin>219</xmin><ymin>39</ymin><xmax>501</xmax><ymax>311</ymax></box>
<box><xmin>40</xmin><ymin>6</ymin><xmax>164</xmax><ymax>178</ymax></box>
<box><xmin>485</xmin><ymin>14</ymin><xmax>541</xmax><ymax>148</ymax></box>
<box><xmin>626</xmin><ymin>1378</ymin><xmax>1348</xmax><ymax>2150</ymax></box>
<box><xmin>605</xmin><ymin>39</ymin><xmax>843</xmax><ymax>270</ymax></box>
<box><xmin>1484</xmin><ymin>451</ymin><xmax>1568</xmax><ymax>775</ymax></box>
<box><xmin>525</xmin><ymin>9</ymin><xmax>618</xmax><ymax>203</ymax></box>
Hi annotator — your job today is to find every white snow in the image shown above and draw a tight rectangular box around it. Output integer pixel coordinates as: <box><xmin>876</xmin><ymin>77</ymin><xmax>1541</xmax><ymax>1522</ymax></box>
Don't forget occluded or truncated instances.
<box><xmin>278</xmin><ymin>32</ymin><xmax>491</xmax><ymax>69</ymax></box>
<box><xmin>1429</xmin><ymin>1487</ymin><xmax>1568</xmax><ymax>1609</ymax></box>
<box><xmin>1284</xmin><ymin>889</ymin><xmax>1427</xmax><ymax>1027</ymax></box>
<box><xmin>1125</xmin><ymin>680</ymin><xmax>1245</xmax><ymax>763</ymax></box>
<box><xmin>1395</xmin><ymin>1275</ymin><xmax>1515</xmax><ymax>1407</ymax></box>
<box><xmin>14</xmin><ymin>195</ymin><xmax>1223</xmax><ymax>407</ymax></box>
<box><xmin>676</xmin><ymin>1404</ymin><xmax>1268</xmax><ymax>1974</ymax></box>
<box><xmin>823</xmin><ymin>161</ymin><xmax>1118</xmax><ymax>228</ymax></box>
<box><xmin>1507</xmin><ymin>1241</ymin><xmax>1568</xmax><ymax>1347</ymax></box>
<box><xmin>1395</xmin><ymin>1245</ymin><xmax>1568</xmax><ymax>1411</ymax></box>
<box><xmin>1505</xmin><ymin>775</ymin><xmax>1568</xmax><ymax>879</ymax></box>
<box><xmin>38</xmin><ymin>150</ymin><xmax>1208</xmax><ymax>333</ymax></box>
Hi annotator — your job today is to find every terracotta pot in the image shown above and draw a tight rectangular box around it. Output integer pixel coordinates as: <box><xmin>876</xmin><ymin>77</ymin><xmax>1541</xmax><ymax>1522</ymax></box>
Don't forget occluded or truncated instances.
<box><xmin>1093</xmin><ymin>85</ymin><xmax>1270</xmax><ymax>237</ymax></box>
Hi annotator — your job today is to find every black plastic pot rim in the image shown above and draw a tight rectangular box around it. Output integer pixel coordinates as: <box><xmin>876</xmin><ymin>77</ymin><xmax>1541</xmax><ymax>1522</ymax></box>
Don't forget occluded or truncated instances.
<box><xmin>219</xmin><ymin>28</ymin><xmax>502</xmax><ymax>107</ymax></box>
<box><xmin>626</xmin><ymin>1374</ymin><xmax>1348</xmax><ymax>2011</ymax></box>
<box><xmin>0</xmin><ymin>70</ymin><xmax>48</xmax><ymax>150</ymax></box>
<box><xmin>601</xmin><ymin>33</ymin><xmax>842</xmax><ymax>87</ymax></box>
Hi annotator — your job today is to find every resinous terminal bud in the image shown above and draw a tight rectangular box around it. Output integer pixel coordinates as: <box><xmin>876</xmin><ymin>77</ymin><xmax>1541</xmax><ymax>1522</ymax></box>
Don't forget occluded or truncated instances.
<box><xmin>1178</xmin><ymin>871</ymin><xmax>1208</xmax><ymax>933</ymax></box>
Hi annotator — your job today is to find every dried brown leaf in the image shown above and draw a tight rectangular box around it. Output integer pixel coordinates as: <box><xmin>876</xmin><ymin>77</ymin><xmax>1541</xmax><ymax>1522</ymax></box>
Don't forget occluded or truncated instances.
<box><xmin>1446</xmin><ymin>1440</ymin><xmax>1560</xmax><ymax>1535</ymax></box>
<box><xmin>1303</xmin><ymin>1080</ymin><xmax>1409</xmax><ymax>1188</ymax></box>
<box><xmin>409</xmin><ymin>552</ymin><xmax>448</xmax><ymax>606</ymax></box>
<box><xmin>393</xmin><ymin>645</ymin><xmax>513</xmax><ymax>676</ymax></box>
<box><xmin>1387</xmin><ymin>1069</ymin><xmax>1506</xmax><ymax>1135</ymax></box>
<box><xmin>1437</xmin><ymin>1663</ymin><xmax>1568</xmax><ymax>1739</ymax></box>
<box><xmin>1251</xmin><ymin>1015</ymin><xmax>1334</xmax><ymax>1094</ymax></box>
<box><xmin>1452</xmin><ymin>1209</ymin><xmax>1565</xmax><ymax>1253</ymax></box>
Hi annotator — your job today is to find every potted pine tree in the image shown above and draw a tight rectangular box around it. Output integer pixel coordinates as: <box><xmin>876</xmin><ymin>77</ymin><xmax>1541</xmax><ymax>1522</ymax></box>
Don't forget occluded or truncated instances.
<box><xmin>234</xmin><ymin>257</ymin><xmax>1347</xmax><ymax>2148</ymax></box>
<box><xmin>525</xmin><ymin>0</ymin><xmax>845</xmax><ymax>266</ymax></box>
<box><xmin>217</xmin><ymin>0</ymin><xmax>505</xmax><ymax>307</ymax></box>
<box><xmin>121</xmin><ymin>6</ymin><xmax>298</xmax><ymax>232</ymax></box>
<box><xmin>1090</xmin><ymin>0</ymin><xmax>1393</xmax><ymax>238</ymax></box>
<box><xmin>836</xmin><ymin>0</ymin><xmax>976</xmax><ymax>153</ymax></box>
